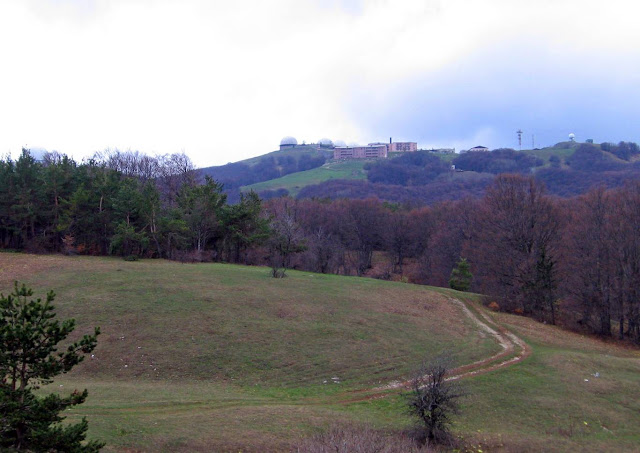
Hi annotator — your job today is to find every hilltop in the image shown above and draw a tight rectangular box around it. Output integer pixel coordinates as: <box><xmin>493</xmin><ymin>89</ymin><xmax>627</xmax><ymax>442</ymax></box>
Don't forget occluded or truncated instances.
<box><xmin>199</xmin><ymin>145</ymin><xmax>332</xmax><ymax>199</ymax></box>
<box><xmin>199</xmin><ymin>140</ymin><xmax>640</xmax><ymax>204</ymax></box>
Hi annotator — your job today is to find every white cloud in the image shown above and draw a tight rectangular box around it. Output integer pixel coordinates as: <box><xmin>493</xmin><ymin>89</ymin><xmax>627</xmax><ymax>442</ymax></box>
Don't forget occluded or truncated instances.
<box><xmin>1</xmin><ymin>0</ymin><xmax>639</xmax><ymax>166</ymax></box>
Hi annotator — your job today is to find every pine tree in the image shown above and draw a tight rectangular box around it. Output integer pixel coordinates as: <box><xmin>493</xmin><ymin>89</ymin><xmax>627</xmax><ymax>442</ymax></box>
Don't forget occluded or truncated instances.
<box><xmin>0</xmin><ymin>283</ymin><xmax>103</xmax><ymax>451</ymax></box>
<box><xmin>449</xmin><ymin>258</ymin><xmax>473</xmax><ymax>292</ymax></box>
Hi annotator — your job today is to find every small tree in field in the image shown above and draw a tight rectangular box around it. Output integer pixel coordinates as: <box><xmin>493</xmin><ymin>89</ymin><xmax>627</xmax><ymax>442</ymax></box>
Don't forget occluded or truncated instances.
<box><xmin>449</xmin><ymin>258</ymin><xmax>472</xmax><ymax>292</ymax></box>
<box><xmin>0</xmin><ymin>283</ymin><xmax>103</xmax><ymax>452</ymax></box>
<box><xmin>408</xmin><ymin>357</ymin><xmax>464</xmax><ymax>445</ymax></box>
<box><xmin>266</xmin><ymin>201</ymin><xmax>306</xmax><ymax>278</ymax></box>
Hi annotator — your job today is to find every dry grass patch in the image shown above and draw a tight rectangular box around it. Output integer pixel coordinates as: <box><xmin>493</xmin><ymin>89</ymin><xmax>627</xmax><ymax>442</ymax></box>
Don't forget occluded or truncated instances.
<box><xmin>488</xmin><ymin>308</ymin><xmax>639</xmax><ymax>358</ymax></box>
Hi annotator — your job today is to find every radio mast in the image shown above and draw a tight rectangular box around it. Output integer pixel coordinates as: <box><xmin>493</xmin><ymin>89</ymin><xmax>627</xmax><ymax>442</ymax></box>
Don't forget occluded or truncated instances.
<box><xmin>516</xmin><ymin>129</ymin><xmax>523</xmax><ymax>150</ymax></box>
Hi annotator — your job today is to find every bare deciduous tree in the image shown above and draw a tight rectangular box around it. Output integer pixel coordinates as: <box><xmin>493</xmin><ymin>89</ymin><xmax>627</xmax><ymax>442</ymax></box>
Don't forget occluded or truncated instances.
<box><xmin>265</xmin><ymin>198</ymin><xmax>306</xmax><ymax>278</ymax></box>
<box><xmin>476</xmin><ymin>175</ymin><xmax>561</xmax><ymax>322</ymax></box>
<box><xmin>408</xmin><ymin>357</ymin><xmax>464</xmax><ymax>446</ymax></box>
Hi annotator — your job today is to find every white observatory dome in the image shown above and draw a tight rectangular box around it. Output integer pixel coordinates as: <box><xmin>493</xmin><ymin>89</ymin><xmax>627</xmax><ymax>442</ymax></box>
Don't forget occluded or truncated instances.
<box><xmin>318</xmin><ymin>138</ymin><xmax>334</xmax><ymax>147</ymax></box>
<box><xmin>334</xmin><ymin>139</ymin><xmax>346</xmax><ymax>147</ymax></box>
<box><xmin>568</xmin><ymin>133</ymin><xmax>576</xmax><ymax>140</ymax></box>
<box><xmin>280</xmin><ymin>136</ymin><xmax>298</xmax><ymax>146</ymax></box>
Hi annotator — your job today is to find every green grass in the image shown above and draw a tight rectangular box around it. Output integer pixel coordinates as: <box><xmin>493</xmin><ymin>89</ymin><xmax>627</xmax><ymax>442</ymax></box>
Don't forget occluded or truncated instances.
<box><xmin>523</xmin><ymin>142</ymin><xmax>634</xmax><ymax>170</ymax></box>
<box><xmin>2</xmin><ymin>254</ymin><xmax>496</xmax><ymax>451</ymax></box>
<box><xmin>345</xmin><ymin>308</ymin><xmax>640</xmax><ymax>453</ymax></box>
<box><xmin>453</xmin><ymin>311</ymin><xmax>640</xmax><ymax>452</ymax></box>
<box><xmin>242</xmin><ymin>159</ymin><xmax>369</xmax><ymax>196</ymax></box>
<box><xmin>523</xmin><ymin>146</ymin><xmax>578</xmax><ymax>165</ymax></box>
<box><xmin>8</xmin><ymin>256</ymin><xmax>492</xmax><ymax>386</ymax></box>
<box><xmin>435</xmin><ymin>152</ymin><xmax>458</xmax><ymax>163</ymax></box>
<box><xmin>3</xmin><ymin>254</ymin><xmax>639</xmax><ymax>452</ymax></box>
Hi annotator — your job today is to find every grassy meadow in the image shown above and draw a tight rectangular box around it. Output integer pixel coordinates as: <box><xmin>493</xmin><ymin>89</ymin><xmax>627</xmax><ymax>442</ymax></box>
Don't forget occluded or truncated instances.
<box><xmin>522</xmin><ymin>145</ymin><xmax>578</xmax><ymax>165</ymax></box>
<box><xmin>241</xmin><ymin>159</ymin><xmax>368</xmax><ymax>196</ymax></box>
<box><xmin>457</xmin><ymin>311</ymin><xmax>640</xmax><ymax>452</ymax></box>
<box><xmin>1</xmin><ymin>253</ymin><xmax>639</xmax><ymax>452</ymax></box>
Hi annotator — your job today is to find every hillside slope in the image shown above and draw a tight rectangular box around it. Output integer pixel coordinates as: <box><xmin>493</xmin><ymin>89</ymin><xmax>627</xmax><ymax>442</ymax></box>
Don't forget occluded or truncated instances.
<box><xmin>241</xmin><ymin>159</ymin><xmax>369</xmax><ymax>197</ymax></box>
<box><xmin>293</xmin><ymin>143</ymin><xmax>640</xmax><ymax>202</ymax></box>
<box><xmin>3</xmin><ymin>253</ymin><xmax>639</xmax><ymax>452</ymax></box>
<box><xmin>201</xmin><ymin>141</ymin><xmax>640</xmax><ymax>204</ymax></box>
<box><xmin>200</xmin><ymin>145</ymin><xmax>332</xmax><ymax>192</ymax></box>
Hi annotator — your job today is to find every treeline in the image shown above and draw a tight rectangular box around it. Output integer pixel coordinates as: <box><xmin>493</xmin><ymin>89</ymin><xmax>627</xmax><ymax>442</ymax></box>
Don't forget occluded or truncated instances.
<box><xmin>600</xmin><ymin>141</ymin><xmax>640</xmax><ymax>161</ymax></box>
<box><xmin>365</xmin><ymin>151</ymin><xmax>451</xmax><ymax>185</ymax></box>
<box><xmin>453</xmin><ymin>148</ymin><xmax>543</xmax><ymax>174</ymax></box>
<box><xmin>363</xmin><ymin>148</ymin><xmax>543</xmax><ymax>188</ymax></box>
<box><xmin>536</xmin><ymin>143</ymin><xmax>640</xmax><ymax>196</ymax></box>
<box><xmin>2</xmin><ymin>149</ymin><xmax>639</xmax><ymax>343</ymax></box>
<box><xmin>296</xmin><ymin>174</ymin><xmax>493</xmax><ymax>205</ymax></box>
<box><xmin>261</xmin><ymin>176</ymin><xmax>640</xmax><ymax>343</ymax></box>
<box><xmin>0</xmin><ymin>149</ymin><xmax>269</xmax><ymax>261</ymax></box>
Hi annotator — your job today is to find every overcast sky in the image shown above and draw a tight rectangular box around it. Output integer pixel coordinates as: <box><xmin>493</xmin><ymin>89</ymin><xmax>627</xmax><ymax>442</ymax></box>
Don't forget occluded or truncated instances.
<box><xmin>1</xmin><ymin>0</ymin><xmax>639</xmax><ymax>167</ymax></box>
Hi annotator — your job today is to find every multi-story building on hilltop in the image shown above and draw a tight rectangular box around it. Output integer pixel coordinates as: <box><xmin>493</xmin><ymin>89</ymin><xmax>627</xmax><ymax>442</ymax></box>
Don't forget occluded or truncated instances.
<box><xmin>368</xmin><ymin>138</ymin><xmax>418</xmax><ymax>154</ymax></box>
<box><xmin>281</xmin><ymin>136</ymin><xmax>419</xmax><ymax>159</ymax></box>
<box><xmin>334</xmin><ymin>138</ymin><xmax>417</xmax><ymax>160</ymax></box>
<box><xmin>389</xmin><ymin>141</ymin><xmax>418</xmax><ymax>152</ymax></box>
<box><xmin>334</xmin><ymin>144</ymin><xmax>388</xmax><ymax>159</ymax></box>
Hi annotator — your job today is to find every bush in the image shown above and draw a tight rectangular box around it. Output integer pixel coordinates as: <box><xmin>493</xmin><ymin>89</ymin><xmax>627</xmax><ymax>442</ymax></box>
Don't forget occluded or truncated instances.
<box><xmin>407</xmin><ymin>357</ymin><xmax>465</xmax><ymax>446</ymax></box>
<box><xmin>295</xmin><ymin>424</ymin><xmax>432</xmax><ymax>452</ymax></box>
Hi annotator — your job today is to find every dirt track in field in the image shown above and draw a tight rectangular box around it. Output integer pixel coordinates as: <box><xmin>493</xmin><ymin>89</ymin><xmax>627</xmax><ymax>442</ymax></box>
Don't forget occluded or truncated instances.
<box><xmin>338</xmin><ymin>296</ymin><xmax>530</xmax><ymax>403</ymax></box>
<box><xmin>0</xmin><ymin>255</ymin><xmax>530</xmax><ymax>404</ymax></box>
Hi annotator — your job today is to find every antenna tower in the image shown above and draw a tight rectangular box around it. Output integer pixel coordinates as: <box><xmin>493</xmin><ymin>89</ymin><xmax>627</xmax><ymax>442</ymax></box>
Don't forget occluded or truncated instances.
<box><xmin>516</xmin><ymin>129</ymin><xmax>523</xmax><ymax>150</ymax></box>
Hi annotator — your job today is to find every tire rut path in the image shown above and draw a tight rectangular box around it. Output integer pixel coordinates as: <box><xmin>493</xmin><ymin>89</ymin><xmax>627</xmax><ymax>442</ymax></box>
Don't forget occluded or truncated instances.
<box><xmin>336</xmin><ymin>297</ymin><xmax>530</xmax><ymax>403</ymax></box>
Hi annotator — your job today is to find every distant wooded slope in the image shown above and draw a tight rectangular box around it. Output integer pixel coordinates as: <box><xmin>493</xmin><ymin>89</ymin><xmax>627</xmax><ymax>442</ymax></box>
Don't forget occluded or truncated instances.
<box><xmin>202</xmin><ymin>141</ymin><xmax>640</xmax><ymax>204</ymax></box>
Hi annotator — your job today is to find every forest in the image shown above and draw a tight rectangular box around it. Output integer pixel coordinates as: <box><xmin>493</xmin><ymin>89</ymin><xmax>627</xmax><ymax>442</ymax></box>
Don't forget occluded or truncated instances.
<box><xmin>0</xmin><ymin>149</ymin><xmax>270</xmax><ymax>262</ymax></box>
<box><xmin>1</xmin><ymin>148</ymin><xmax>639</xmax><ymax>343</ymax></box>
<box><xmin>293</xmin><ymin>143</ymin><xmax>640</xmax><ymax>203</ymax></box>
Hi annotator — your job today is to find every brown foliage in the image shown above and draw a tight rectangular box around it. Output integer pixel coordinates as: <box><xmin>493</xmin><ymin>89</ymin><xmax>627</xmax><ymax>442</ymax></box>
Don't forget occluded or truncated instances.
<box><xmin>474</xmin><ymin>175</ymin><xmax>562</xmax><ymax>323</ymax></box>
<box><xmin>294</xmin><ymin>424</ymin><xmax>432</xmax><ymax>453</ymax></box>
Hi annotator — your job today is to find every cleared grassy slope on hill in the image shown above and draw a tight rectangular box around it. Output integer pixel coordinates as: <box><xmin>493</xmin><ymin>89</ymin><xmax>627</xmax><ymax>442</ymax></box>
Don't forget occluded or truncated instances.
<box><xmin>1</xmin><ymin>253</ymin><xmax>497</xmax><ymax>451</ymax></box>
<box><xmin>2</xmin><ymin>254</ymin><xmax>494</xmax><ymax>386</ymax></box>
<box><xmin>199</xmin><ymin>146</ymin><xmax>333</xmax><ymax>193</ymax></box>
<box><xmin>523</xmin><ymin>141</ymin><xmax>626</xmax><ymax>167</ymax></box>
<box><xmin>241</xmin><ymin>159</ymin><xmax>369</xmax><ymax>196</ymax></box>
<box><xmin>523</xmin><ymin>145</ymin><xmax>578</xmax><ymax>164</ymax></box>
<box><xmin>240</xmin><ymin>146</ymin><xmax>588</xmax><ymax>197</ymax></box>
<box><xmin>3</xmin><ymin>253</ymin><xmax>638</xmax><ymax>452</ymax></box>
